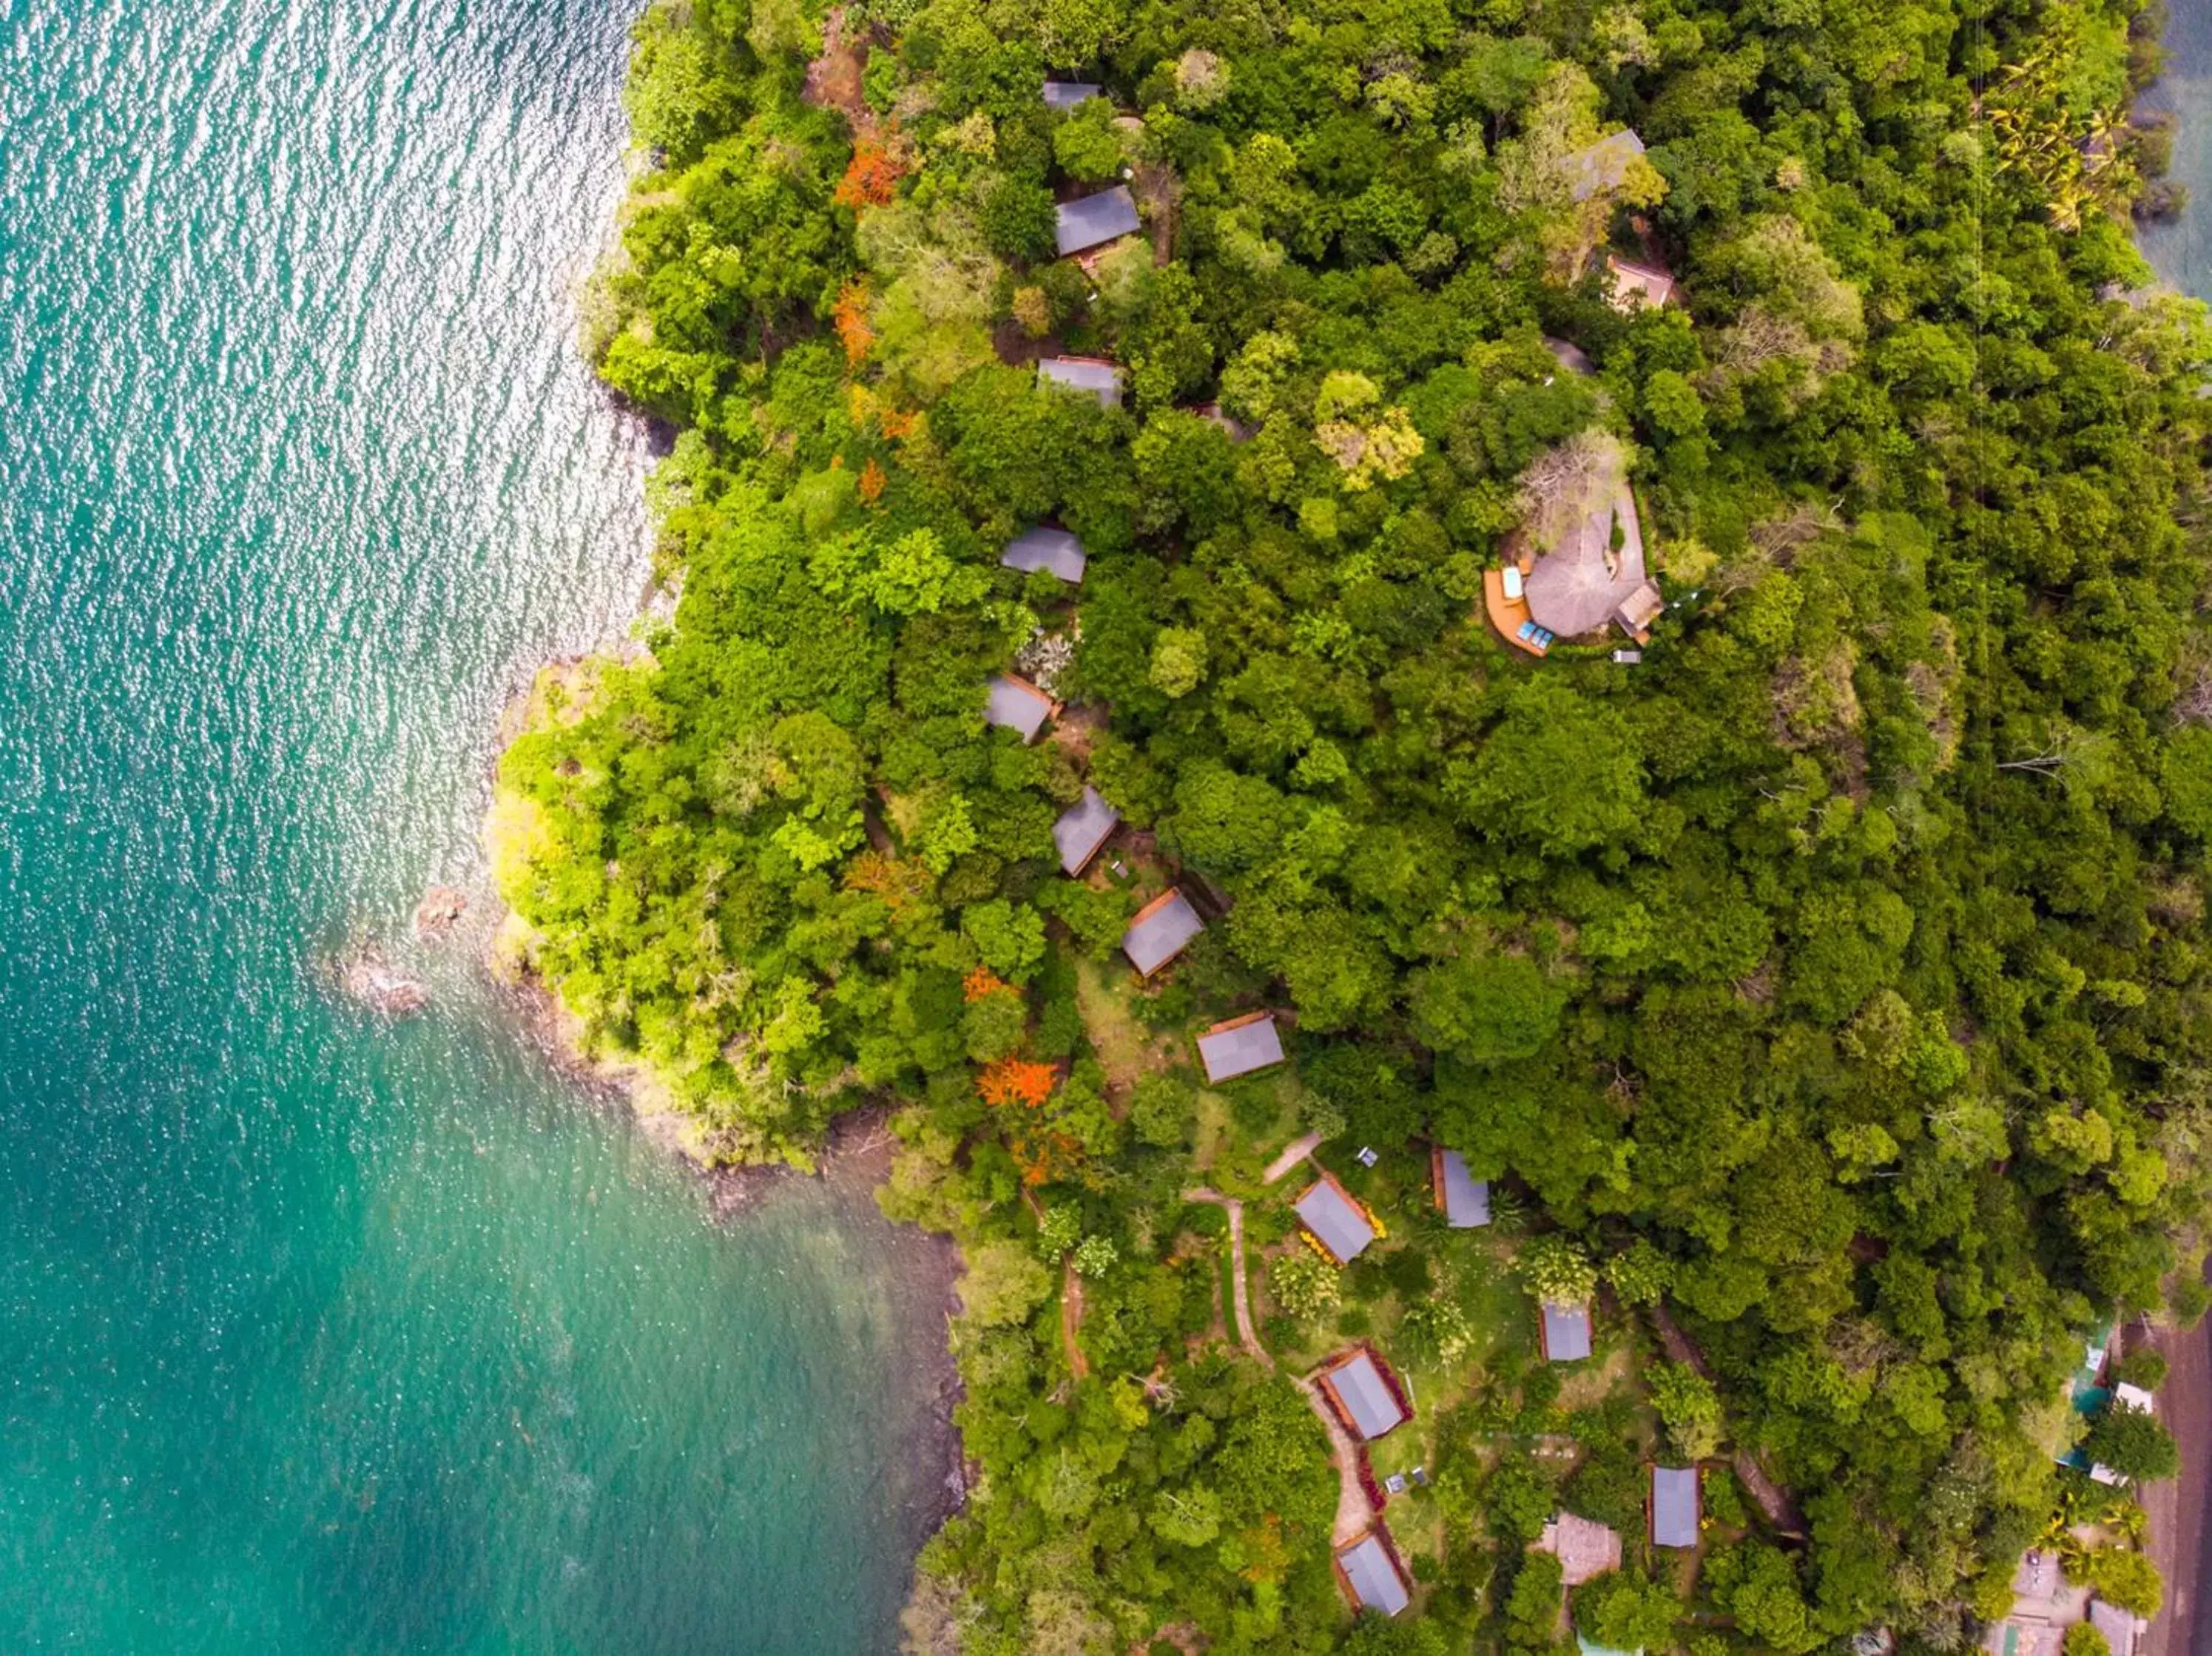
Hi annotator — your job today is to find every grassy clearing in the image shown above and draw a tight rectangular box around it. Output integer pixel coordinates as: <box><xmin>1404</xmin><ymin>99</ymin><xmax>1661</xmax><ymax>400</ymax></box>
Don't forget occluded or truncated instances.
<box><xmin>1200</xmin><ymin>1073</ymin><xmax>1308</xmax><ymax>1198</ymax></box>
<box><xmin>1073</xmin><ymin>955</ymin><xmax>1179</xmax><ymax>1104</ymax></box>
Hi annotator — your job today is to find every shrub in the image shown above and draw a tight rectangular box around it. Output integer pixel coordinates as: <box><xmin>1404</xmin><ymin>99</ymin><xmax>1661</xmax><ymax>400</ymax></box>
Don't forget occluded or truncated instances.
<box><xmin>1520</xmin><ymin>1234</ymin><xmax>1599</xmax><ymax>1303</ymax></box>
<box><xmin>1269</xmin><ymin>1248</ymin><xmax>1342</xmax><ymax>1322</ymax></box>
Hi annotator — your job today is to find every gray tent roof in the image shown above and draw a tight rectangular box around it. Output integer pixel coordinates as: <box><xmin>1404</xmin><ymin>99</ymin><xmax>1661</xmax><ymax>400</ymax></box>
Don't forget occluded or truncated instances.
<box><xmin>1323</xmin><ymin>1351</ymin><xmax>1406</xmax><ymax>1440</ymax></box>
<box><xmin>1039</xmin><ymin>356</ymin><xmax>1124</xmax><ymax>409</ymax></box>
<box><xmin>1002</xmin><ymin>525</ymin><xmax>1088</xmax><ymax>584</ymax></box>
<box><xmin>1437</xmin><ymin>1148</ymin><xmax>1491</xmax><ymax>1227</ymax></box>
<box><xmin>1542</xmin><ymin>1301</ymin><xmax>1594</xmax><ymax>1362</ymax></box>
<box><xmin>1053</xmin><ymin>786</ymin><xmax>1119</xmax><ymax>876</ymax></box>
<box><xmin>1196</xmin><ymin>1015</ymin><xmax>1284</xmax><ymax>1082</ymax></box>
<box><xmin>1562</xmin><ymin>129</ymin><xmax>1647</xmax><ymax>202</ymax></box>
<box><xmin>1042</xmin><ymin>80</ymin><xmax>1103</xmax><ymax>109</ymax></box>
<box><xmin>1296</xmin><ymin>1177</ymin><xmax>1377</xmax><ymax>1263</ymax></box>
<box><xmin>1651</xmin><ymin>1467</ymin><xmax>1699</xmax><ymax>1547</ymax></box>
<box><xmin>1122</xmin><ymin>889</ymin><xmax>1204</xmax><ymax>974</ymax></box>
<box><xmin>1055</xmin><ymin>186</ymin><xmax>1141</xmax><ymax>256</ymax></box>
<box><xmin>1523</xmin><ymin>470</ymin><xmax>1649</xmax><ymax>641</ymax></box>
<box><xmin>984</xmin><ymin>675</ymin><xmax>1053</xmax><ymax>743</ymax></box>
<box><xmin>1338</xmin><ymin>1535</ymin><xmax>1410</xmax><ymax>1617</ymax></box>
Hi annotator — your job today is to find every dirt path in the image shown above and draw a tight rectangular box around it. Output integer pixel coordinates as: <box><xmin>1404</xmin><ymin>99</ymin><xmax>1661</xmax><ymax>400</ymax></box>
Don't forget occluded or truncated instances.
<box><xmin>1648</xmin><ymin>1302</ymin><xmax>1807</xmax><ymax>1538</ymax></box>
<box><xmin>800</xmin><ymin>6</ymin><xmax>873</xmax><ymax>135</ymax></box>
<box><xmin>1133</xmin><ymin>156</ymin><xmax>1179</xmax><ymax>266</ymax></box>
<box><xmin>1264</xmin><ymin>1131</ymin><xmax>1321</xmax><ymax>1185</ymax></box>
<box><xmin>1179</xmin><ymin>1188</ymin><xmax>1371</xmax><ymax>1548</ymax></box>
<box><xmin>1061</xmin><ymin>1259</ymin><xmax>1090</xmax><ymax>1382</ymax></box>
<box><xmin>1293</xmin><ymin>1372</ymin><xmax>1377</xmax><ymax>1546</ymax></box>
<box><xmin>1184</xmin><ymin>1188</ymin><xmax>1269</xmax><ymax>1365</ymax></box>
<box><xmin>2145</xmin><ymin>1302</ymin><xmax>2210</xmax><ymax>1656</ymax></box>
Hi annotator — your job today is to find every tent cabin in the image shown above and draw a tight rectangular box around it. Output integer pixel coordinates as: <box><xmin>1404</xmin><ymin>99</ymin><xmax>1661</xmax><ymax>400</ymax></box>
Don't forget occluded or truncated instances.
<box><xmin>1196</xmin><ymin>1011</ymin><xmax>1285</xmax><ymax>1083</ymax></box>
<box><xmin>1983</xmin><ymin>1550</ymin><xmax>2083</xmax><ymax>1656</ymax></box>
<box><xmin>1039</xmin><ymin>356</ymin><xmax>1124</xmax><ymax>410</ymax></box>
<box><xmin>1121</xmin><ymin>888</ymin><xmax>1204</xmax><ymax>976</ymax></box>
<box><xmin>1561</xmin><ymin>129</ymin><xmax>1648</xmax><ymax>202</ymax></box>
<box><xmin>1540</xmin><ymin>1300</ymin><xmax>1594</xmax><ymax>1362</ymax></box>
<box><xmin>1650</xmin><ymin>1466</ymin><xmax>1700</xmax><ymax>1549</ymax></box>
<box><xmin>1052</xmin><ymin>786</ymin><xmax>1119</xmax><ymax>876</ymax></box>
<box><xmin>1315</xmin><ymin>1348</ymin><xmax>1409</xmax><ymax>1442</ymax></box>
<box><xmin>984</xmin><ymin>675</ymin><xmax>1056</xmax><ymax>744</ymax></box>
<box><xmin>1535</xmin><ymin>1513</ymin><xmax>1623</xmax><ymax>1586</ymax></box>
<box><xmin>1432</xmin><ymin>1146</ymin><xmax>1491</xmax><ymax>1228</ymax></box>
<box><xmin>1579</xmin><ymin>1638</ymin><xmax>1642</xmax><ymax>1656</ymax></box>
<box><xmin>1522</xmin><ymin>473</ymin><xmax>1653</xmax><ymax>643</ymax></box>
<box><xmin>1334</xmin><ymin>1532</ymin><xmax>1412</xmax><ymax>1618</ymax></box>
<box><xmin>1002</xmin><ymin>525</ymin><xmax>1088</xmax><ymax>584</ymax></box>
<box><xmin>1295</xmin><ymin>1169</ymin><xmax>1378</xmax><ymax>1264</ymax></box>
<box><xmin>1055</xmin><ymin>186</ymin><xmax>1141</xmax><ymax>257</ymax></box>
<box><xmin>1605</xmin><ymin>254</ymin><xmax>1676</xmax><ymax>311</ymax></box>
<box><xmin>2113</xmin><ymin>1382</ymin><xmax>2156</xmax><ymax>1414</ymax></box>
<box><xmin>2091</xmin><ymin>1599</ymin><xmax>2143</xmax><ymax>1656</ymax></box>
<box><xmin>1042</xmin><ymin>79</ymin><xmax>1103</xmax><ymax>109</ymax></box>
<box><xmin>1615</xmin><ymin>579</ymin><xmax>1665</xmax><ymax>643</ymax></box>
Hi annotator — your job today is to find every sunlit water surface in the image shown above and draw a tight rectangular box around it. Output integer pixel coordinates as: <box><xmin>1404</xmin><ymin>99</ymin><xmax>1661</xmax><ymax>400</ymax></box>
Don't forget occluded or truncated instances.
<box><xmin>0</xmin><ymin>1</ymin><xmax>954</xmax><ymax>1649</ymax></box>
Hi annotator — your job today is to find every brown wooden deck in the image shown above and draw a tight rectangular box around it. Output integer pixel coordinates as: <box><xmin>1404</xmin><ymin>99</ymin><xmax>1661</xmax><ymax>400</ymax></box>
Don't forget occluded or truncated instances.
<box><xmin>1483</xmin><ymin>566</ymin><xmax>1545</xmax><ymax>656</ymax></box>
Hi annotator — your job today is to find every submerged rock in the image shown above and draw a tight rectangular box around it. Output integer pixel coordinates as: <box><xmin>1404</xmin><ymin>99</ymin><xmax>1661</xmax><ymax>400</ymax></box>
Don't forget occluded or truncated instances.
<box><xmin>339</xmin><ymin>950</ymin><xmax>429</xmax><ymax>1016</ymax></box>
<box><xmin>412</xmin><ymin>885</ymin><xmax>468</xmax><ymax>939</ymax></box>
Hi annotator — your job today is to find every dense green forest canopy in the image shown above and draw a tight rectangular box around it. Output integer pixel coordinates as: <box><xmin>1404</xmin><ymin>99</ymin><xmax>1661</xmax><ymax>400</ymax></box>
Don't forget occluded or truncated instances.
<box><xmin>491</xmin><ymin>0</ymin><xmax>2212</xmax><ymax>1647</ymax></box>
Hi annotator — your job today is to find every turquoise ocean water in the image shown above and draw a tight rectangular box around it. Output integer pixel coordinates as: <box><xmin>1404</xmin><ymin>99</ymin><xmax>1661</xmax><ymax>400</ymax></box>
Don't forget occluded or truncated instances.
<box><xmin>0</xmin><ymin>1</ymin><xmax>954</xmax><ymax>1650</ymax></box>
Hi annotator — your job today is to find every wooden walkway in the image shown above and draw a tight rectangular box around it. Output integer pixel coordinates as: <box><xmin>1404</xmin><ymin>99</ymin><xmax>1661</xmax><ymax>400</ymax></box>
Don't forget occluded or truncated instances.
<box><xmin>1483</xmin><ymin>566</ymin><xmax>1545</xmax><ymax>656</ymax></box>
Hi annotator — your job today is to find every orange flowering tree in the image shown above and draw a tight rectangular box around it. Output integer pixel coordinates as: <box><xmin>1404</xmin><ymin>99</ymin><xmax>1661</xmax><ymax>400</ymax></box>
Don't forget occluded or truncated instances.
<box><xmin>841</xmin><ymin>851</ymin><xmax>929</xmax><ymax>915</ymax></box>
<box><xmin>963</xmin><ymin>966</ymin><xmax>1014</xmax><ymax>1001</ymax></box>
<box><xmin>832</xmin><ymin>137</ymin><xmax>904</xmax><ymax>210</ymax></box>
<box><xmin>831</xmin><ymin>280</ymin><xmax>874</xmax><ymax>367</ymax></box>
<box><xmin>977</xmin><ymin>1055</ymin><xmax>1057</xmax><ymax>1108</ymax></box>
<box><xmin>1005</xmin><ymin>1127</ymin><xmax>1085</xmax><ymax>1188</ymax></box>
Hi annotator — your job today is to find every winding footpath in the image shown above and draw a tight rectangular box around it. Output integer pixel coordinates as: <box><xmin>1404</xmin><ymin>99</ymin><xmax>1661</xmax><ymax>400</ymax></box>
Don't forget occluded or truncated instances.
<box><xmin>1293</xmin><ymin>1371</ymin><xmax>1379</xmax><ymax>1546</ymax></box>
<box><xmin>1182</xmin><ymin>1189</ymin><xmax>1268</xmax><ymax>1364</ymax></box>
<box><xmin>1060</xmin><ymin>1259</ymin><xmax>1090</xmax><ymax>1381</ymax></box>
<box><xmin>1185</xmin><ymin>1183</ymin><xmax>1375</xmax><ymax>1546</ymax></box>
